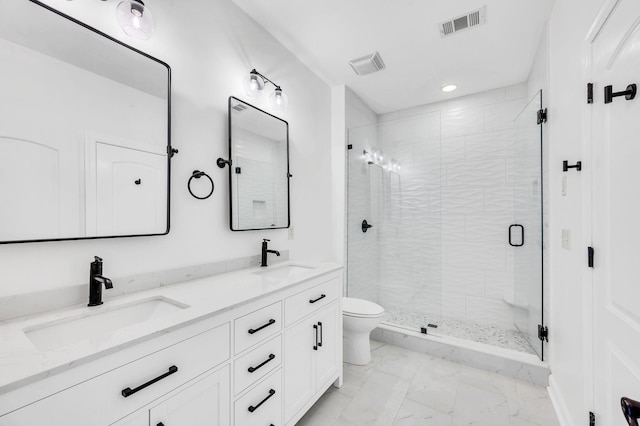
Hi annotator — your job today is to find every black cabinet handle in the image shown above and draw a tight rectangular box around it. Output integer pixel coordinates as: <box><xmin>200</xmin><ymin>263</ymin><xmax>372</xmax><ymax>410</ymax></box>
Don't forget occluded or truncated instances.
<box><xmin>121</xmin><ymin>365</ymin><xmax>178</xmax><ymax>398</ymax></box>
<box><xmin>248</xmin><ymin>318</ymin><xmax>276</xmax><ymax>334</ymax></box>
<box><xmin>313</xmin><ymin>324</ymin><xmax>319</xmax><ymax>350</ymax></box>
<box><xmin>622</xmin><ymin>397</ymin><xmax>640</xmax><ymax>426</ymax></box>
<box><xmin>157</xmin><ymin>423</ymin><xmax>164</xmax><ymax>426</ymax></box>
<box><xmin>248</xmin><ymin>354</ymin><xmax>276</xmax><ymax>373</ymax></box>
<box><xmin>248</xmin><ymin>389</ymin><xmax>275</xmax><ymax>413</ymax></box>
<box><xmin>318</xmin><ymin>321</ymin><xmax>323</xmax><ymax>347</ymax></box>
<box><xmin>508</xmin><ymin>224</ymin><xmax>524</xmax><ymax>247</ymax></box>
<box><xmin>309</xmin><ymin>294</ymin><xmax>326</xmax><ymax>304</ymax></box>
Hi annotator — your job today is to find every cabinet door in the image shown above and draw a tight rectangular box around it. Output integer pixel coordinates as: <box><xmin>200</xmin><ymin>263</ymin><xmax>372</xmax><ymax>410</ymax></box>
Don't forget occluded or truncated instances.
<box><xmin>315</xmin><ymin>302</ymin><xmax>341</xmax><ymax>388</ymax></box>
<box><xmin>283</xmin><ymin>317</ymin><xmax>316</xmax><ymax>423</ymax></box>
<box><xmin>149</xmin><ymin>365</ymin><xmax>230</xmax><ymax>426</ymax></box>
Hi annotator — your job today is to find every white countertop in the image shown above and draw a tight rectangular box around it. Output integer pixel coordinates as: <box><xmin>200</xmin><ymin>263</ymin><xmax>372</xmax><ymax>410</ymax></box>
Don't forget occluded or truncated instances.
<box><xmin>0</xmin><ymin>261</ymin><xmax>342</xmax><ymax>394</ymax></box>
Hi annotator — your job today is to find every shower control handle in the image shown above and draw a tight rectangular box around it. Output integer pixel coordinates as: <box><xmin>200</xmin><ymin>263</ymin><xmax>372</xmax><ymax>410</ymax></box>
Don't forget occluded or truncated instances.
<box><xmin>362</xmin><ymin>220</ymin><xmax>373</xmax><ymax>233</ymax></box>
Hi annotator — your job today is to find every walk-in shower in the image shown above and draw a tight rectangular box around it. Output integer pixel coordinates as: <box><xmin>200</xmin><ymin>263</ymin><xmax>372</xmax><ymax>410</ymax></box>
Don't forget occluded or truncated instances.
<box><xmin>346</xmin><ymin>85</ymin><xmax>545</xmax><ymax>360</ymax></box>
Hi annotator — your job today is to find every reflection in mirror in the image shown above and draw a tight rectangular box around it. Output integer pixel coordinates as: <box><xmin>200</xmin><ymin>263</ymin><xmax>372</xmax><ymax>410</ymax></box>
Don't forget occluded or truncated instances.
<box><xmin>0</xmin><ymin>0</ymin><xmax>171</xmax><ymax>243</ymax></box>
<box><xmin>228</xmin><ymin>97</ymin><xmax>290</xmax><ymax>231</ymax></box>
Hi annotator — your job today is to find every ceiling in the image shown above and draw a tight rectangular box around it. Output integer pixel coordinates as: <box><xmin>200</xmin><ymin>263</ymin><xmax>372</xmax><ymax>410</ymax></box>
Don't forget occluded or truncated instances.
<box><xmin>231</xmin><ymin>0</ymin><xmax>556</xmax><ymax>114</ymax></box>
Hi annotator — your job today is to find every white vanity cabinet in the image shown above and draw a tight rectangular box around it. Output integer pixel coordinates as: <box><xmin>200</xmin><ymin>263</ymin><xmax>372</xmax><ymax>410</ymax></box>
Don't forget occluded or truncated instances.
<box><xmin>0</xmin><ymin>266</ymin><xmax>343</xmax><ymax>426</ymax></box>
<box><xmin>113</xmin><ymin>365</ymin><xmax>230</xmax><ymax>426</ymax></box>
<box><xmin>283</xmin><ymin>282</ymin><xmax>342</xmax><ymax>425</ymax></box>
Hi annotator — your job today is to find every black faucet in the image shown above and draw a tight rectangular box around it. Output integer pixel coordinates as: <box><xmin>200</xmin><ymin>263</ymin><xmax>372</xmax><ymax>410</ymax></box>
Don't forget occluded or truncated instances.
<box><xmin>88</xmin><ymin>256</ymin><xmax>113</xmax><ymax>306</ymax></box>
<box><xmin>261</xmin><ymin>239</ymin><xmax>280</xmax><ymax>267</ymax></box>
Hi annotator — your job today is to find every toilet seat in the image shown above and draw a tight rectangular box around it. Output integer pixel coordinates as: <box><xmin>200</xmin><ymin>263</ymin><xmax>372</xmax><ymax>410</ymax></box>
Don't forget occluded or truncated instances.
<box><xmin>343</xmin><ymin>297</ymin><xmax>384</xmax><ymax>318</ymax></box>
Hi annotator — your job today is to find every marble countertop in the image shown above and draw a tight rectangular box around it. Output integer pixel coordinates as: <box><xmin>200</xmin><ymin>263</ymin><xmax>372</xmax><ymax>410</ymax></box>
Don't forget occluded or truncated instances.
<box><xmin>0</xmin><ymin>261</ymin><xmax>342</xmax><ymax>394</ymax></box>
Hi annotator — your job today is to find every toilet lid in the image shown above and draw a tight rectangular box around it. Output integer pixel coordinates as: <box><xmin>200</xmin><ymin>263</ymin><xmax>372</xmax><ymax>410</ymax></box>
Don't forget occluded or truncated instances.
<box><xmin>343</xmin><ymin>297</ymin><xmax>384</xmax><ymax>317</ymax></box>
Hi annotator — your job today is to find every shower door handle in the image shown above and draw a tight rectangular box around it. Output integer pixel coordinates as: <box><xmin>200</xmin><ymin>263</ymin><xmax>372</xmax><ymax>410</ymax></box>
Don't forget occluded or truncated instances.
<box><xmin>622</xmin><ymin>397</ymin><xmax>640</xmax><ymax>426</ymax></box>
<box><xmin>509</xmin><ymin>224</ymin><xmax>524</xmax><ymax>247</ymax></box>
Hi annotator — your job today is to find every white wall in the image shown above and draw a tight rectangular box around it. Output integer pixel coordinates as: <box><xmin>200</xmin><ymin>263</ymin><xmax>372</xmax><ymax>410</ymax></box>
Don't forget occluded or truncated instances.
<box><xmin>546</xmin><ymin>0</ymin><xmax>605</xmax><ymax>424</ymax></box>
<box><xmin>0</xmin><ymin>0</ymin><xmax>332</xmax><ymax>297</ymax></box>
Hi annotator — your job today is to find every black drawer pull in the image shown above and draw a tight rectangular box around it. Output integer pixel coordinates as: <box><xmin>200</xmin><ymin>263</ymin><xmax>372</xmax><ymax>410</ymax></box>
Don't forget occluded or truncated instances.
<box><xmin>318</xmin><ymin>321</ymin><xmax>323</xmax><ymax>347</ymax></box>
<box><xmin>309</xmin><ymin>294</ymin><xmax>326</xmax><ymax>304</ymax></box>
<box><xmin>248</xmin><ymin>354</ymin><xmax>276</xmax><ymax>373</ymax></box>
<box><xmin>121</xmin><ymin>365</ymin><xmax>178</xmax><ymax>398</ymax></box>
<box><xmin>248</xmin><ymin>318</ymin><xmax>275</xmax><ymax>334</ymax></box>
<box><xmin>248</xmin><ymin>388</ymin><xmax>275</xmax><ymax>413</ymax></box>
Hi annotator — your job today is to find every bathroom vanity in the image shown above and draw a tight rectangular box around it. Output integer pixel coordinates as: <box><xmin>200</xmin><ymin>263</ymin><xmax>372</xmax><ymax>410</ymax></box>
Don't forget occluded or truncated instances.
<box><xmin>0</xmin><ymin>262</ymin><xmax>343</xmax><ymax>426</ymax></box>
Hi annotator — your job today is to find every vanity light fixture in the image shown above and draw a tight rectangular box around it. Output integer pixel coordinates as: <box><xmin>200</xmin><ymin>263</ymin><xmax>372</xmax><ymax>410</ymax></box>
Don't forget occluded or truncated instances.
<box><xmin>243</xmin><ymin>69</ymin><xmax>288</xmax><ymax>110</ymax></box>
<box><xmin>116</xmin><ymin>0</ymin><xmax>155</xmax><ymax>40</ymax></box>
<box><xmin>441</xmin><ymin>83</ymin><xmax>458</xmax><ymax>93</ymax></box>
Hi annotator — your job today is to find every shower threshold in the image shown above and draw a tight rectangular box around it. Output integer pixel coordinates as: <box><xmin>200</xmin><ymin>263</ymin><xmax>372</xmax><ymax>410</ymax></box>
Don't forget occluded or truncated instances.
<box><xmin>382</xmin><ymin>307</ymin><xmax>537</xmax><ymax>355</ymax></box>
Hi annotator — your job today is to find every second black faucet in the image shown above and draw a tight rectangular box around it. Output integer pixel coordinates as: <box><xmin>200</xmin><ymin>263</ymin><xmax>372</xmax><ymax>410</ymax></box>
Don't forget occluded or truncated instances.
<box><xmin>261</xmin><ymin>239</ymin><xmax>280</xmax><ymax>267</ymax></box>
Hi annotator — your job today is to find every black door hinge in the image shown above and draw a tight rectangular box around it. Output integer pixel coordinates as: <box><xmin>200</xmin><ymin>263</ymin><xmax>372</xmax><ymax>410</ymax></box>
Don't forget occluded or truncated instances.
<box><xmin>347</xmin><ymin>144</ymin><xmax>353</xmax><ymax>150</ymax></box>
<box><xmin>235</xmin><ymin>167</ymin><xmax>242</xmax><ymax>174</ymax></box>
<box><xmin>587</xmin><ymin>83</ymin><xmax>594</xmax><ymax>104</ymax></box>
<box><xmin>588</xmin><ymin>247</ymin><xmax>594</xmax><ymax>268</ymax></box>
<box><xmin>537</xmin><ymin>108</ymin><xmax>547</xmax><ymax>124</ymax></box>
<box><xmin>538</xmin><ymin>324</ymin><xmax>548</xmax><ymax>342</ymax></box>
<box><xmin>589</xmin><ymin>411</ymin><xmax>595</xmax><ymax>426</ymax></box>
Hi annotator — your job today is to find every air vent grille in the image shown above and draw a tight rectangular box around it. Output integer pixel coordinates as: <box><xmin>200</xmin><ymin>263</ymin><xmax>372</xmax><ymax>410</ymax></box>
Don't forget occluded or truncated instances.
<box><xmin>439</xmin><ymin>6</ymin><xmax>486</xmax><ymax>38</ymax></box>
<box><xmin>348</xmin><ymin>51</ymin><xmax>386</xmax><ymax>76</ymax></box>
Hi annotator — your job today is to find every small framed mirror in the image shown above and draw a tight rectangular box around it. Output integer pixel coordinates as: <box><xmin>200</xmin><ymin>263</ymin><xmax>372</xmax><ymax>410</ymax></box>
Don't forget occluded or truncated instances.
<box><xmin>226</xmin><ymin>97</ymin><xmax>290</xmax><ymax>231</ymax></box>
<box><xmin>0</xmin><ymin>0</ymin><xmax>171</xmax><ymax>244</ymax></box>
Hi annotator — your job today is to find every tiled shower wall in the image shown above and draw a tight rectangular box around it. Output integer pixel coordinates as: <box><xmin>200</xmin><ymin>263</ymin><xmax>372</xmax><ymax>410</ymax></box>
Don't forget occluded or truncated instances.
<box><xmin>351</xmin><ymin>83</ymin><xmax>539</xmax><ymax>331</ymax></box>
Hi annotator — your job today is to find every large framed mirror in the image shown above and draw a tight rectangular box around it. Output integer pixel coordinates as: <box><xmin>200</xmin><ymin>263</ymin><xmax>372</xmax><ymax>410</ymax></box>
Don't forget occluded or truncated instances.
<box><xmin>0</xmin><ymin>0</ymin><xmax>171</xmax><ymax>244</ymax></box>
<box><xmin>227</xmin><ymin>97</ymin><xmax>290</xmax><ymax>231</ymax></box>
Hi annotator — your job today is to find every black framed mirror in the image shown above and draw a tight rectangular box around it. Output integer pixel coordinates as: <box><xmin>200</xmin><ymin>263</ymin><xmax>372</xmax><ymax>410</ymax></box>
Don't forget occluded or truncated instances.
<box><xmin>226</xmin><ymin>97</ymin><xmax>290</xmax><ymax>231</ymax></box>
<box><xmin>0</xmin><ymin>0</ymin><xmax>172</xmax><ymax>244</ymax></box>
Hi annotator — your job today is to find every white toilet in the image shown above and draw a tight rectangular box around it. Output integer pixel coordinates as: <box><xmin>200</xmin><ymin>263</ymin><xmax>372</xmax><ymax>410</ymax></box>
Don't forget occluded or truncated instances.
<box><xmin>342</xmin><ymin>297</ymin><xmax>385</xmax><ymax>365</ymax></box>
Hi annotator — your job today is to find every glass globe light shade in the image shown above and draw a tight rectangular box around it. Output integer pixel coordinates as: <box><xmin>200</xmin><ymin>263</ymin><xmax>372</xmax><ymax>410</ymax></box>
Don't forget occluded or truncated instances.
<box><xmin>268</xmin><ymin>87</ymin><xmax>289</xmax><ymax>111</ymax></box>
<box><xmin>116</xmin><ymin>0</ymin><xmax>155</xmax><ymax>40</ymax></box>
<box><xmin>243</xmin><ymin>73</ymin><xmax>265</xmax><ymax>97</ymax></box>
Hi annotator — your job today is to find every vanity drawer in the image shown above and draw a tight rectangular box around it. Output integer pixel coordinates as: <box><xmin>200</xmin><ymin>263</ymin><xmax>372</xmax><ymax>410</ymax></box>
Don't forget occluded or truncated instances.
<box><xmin>234</xmin><ymin>301</ymin><xmax>282</xmax><ymax>354</ymax></box>
<box><xmin>234</xmin><ymin>369</ymin><xmax>282</xmax><ymax>426</ymax></box>
<box><xmin>234</xmin><ymin>335</ymin><xmax>282</xmax><ymax>395</ymax></box>
<box><xmin>0</xmin><ymin>323</ymin><xmax>230</xmax><ymax>426</ymax></box>
<box><xmin>284</xmin><ymin>277</ymin><xmax>340</xmax><ymax>326</ymax></box>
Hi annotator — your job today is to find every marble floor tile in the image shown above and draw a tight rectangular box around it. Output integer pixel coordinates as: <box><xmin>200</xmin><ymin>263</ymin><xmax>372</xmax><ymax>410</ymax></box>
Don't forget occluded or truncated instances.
<box><xmin>339</xmin><ymin>369</ymin><xmax>411</xmax><ymax>425</ymax></box>
<box><xmin>393</xmin><ymin>399</ymin><xmax>452</xmax><ymax>426</ymax></box>
<box><xmin>296</xmin><ymin>341</ymin><xmax>558</xmax><ymax>426</ymax></box>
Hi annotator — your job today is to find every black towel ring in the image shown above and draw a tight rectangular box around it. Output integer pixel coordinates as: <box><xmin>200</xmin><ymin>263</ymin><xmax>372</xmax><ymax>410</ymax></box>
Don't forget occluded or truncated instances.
<box><xmin>188</xmin><ymin>170</ymin><xmax>214</xmax><ymax>200</ymax></box>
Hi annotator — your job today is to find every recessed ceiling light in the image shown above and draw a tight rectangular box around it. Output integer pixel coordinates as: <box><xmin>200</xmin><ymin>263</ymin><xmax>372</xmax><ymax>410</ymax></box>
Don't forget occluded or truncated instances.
<box><xmin>441</xmin><ymin>84</ymin><xmax>458</xmax><ymax>93</ymax></box>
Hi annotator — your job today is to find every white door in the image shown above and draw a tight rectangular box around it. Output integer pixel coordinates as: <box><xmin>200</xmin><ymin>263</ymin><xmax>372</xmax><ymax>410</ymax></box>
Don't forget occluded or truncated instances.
<box><xmin>148</xmin><ymin>366</ymin><xmax>230</xmax><ymax>426</ymax></box>
<box><xmin>93</xmin><ymin>142</ymin><xmax>166</xmax><ymax>236</ymax></box>
<box><xmin>591</xmin><ymin>1</ymin><xmax>640</xmax><ymax>424</ymax></box>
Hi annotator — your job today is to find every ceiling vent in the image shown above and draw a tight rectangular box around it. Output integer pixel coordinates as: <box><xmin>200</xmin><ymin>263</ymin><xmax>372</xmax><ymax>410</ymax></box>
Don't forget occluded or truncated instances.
<box><xmin>348</xmin><ymin>52</ymin><xmax>385</xmax><ymax>76</ymax></box>
<box><xmin>439</xmin><ymin>6</ymin><xmax>486</xmax><ymax>38</ymax></box>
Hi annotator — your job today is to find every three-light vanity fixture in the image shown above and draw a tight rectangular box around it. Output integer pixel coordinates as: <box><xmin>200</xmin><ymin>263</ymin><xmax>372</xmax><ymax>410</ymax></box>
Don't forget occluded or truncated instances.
<box><xmin>115</xmin><ymin>0</ymin><xmax>155</xmax><ymax>40</ymax></box>
<box><xmin>75</xmin><ymin>0</ymin><xmax>155</xmax><ymax>40</ymax></box>
<box><xmin>243</xmin><ymin>69</ymin><xmax>289</xmax><ymax>111</ymax></box>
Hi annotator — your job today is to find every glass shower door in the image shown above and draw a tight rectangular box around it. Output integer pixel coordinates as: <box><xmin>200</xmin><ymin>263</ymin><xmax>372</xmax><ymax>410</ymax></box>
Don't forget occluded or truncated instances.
<box><xmin>512</xmin><ymin>90</ymin><xmax>544</xmax><ymax>359</ymax></box>
<box><xmin>346</xmin><ymin>121</ymin><xmax>443</xmax><ymax>334</ymax></box>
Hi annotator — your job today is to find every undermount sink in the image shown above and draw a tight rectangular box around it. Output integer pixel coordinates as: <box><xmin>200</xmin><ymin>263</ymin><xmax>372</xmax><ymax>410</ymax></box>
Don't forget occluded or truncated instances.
<box><xmin>254</xmin><ymin>264</ymin><xmax>315</xmax><ymax>279</ymax></box>
<box><xmin>24</xmin><ymin>297</ymin><xmax>188</xmax><ymax>351</ymax></box>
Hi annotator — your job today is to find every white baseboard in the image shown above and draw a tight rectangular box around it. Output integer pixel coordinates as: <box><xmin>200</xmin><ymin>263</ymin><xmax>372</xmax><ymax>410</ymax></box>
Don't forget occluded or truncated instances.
<box><xmin>548</xmin><ymin>374</ymin><xmax>576</xmax><ymax>426</ymax></box>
